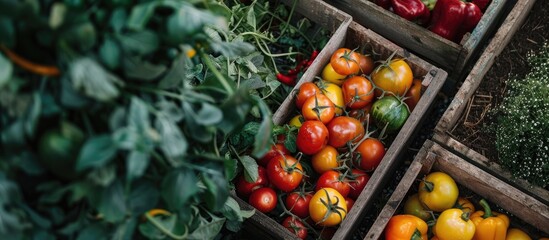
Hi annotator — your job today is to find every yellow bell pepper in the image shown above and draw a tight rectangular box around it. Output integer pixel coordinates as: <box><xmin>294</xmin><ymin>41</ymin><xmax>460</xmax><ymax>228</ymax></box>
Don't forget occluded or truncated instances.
<box><xmin>505</xmin><ymin>228</ymin><xmax>531</xmax><ymax>240</ymax></box>
<box><xmin>470</xmin><ymin>199</ymin><xmax>510</xmax><ymax>240</ymax></box>
<box><xmin>434</xmin><ymin>208</ymin><xmax>475</xmax><ymax>240</ymax></box>
<box><xmin>454</xmin><ymin>197</ymin><xmax>475</xmax><ymax>213</ymax></box>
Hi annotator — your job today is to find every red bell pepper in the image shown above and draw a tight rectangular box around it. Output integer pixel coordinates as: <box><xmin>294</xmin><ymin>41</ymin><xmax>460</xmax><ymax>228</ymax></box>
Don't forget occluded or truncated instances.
<box><xmin>391</xmin><ymin>0</ymin><xmax>431</xmax><ymax>25</ymax></box>
<box><xmin>428</xmin><ymin>0</ymin><xmax>483</xmax><ymax>43</ymax></box>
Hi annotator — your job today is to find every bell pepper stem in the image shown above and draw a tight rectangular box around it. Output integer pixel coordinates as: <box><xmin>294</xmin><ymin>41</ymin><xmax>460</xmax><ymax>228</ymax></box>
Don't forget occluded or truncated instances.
<box><xmin>411</xmin><ymin>229</ymin><xmax>423</xmax><ymax>240</ymax></box>
<box><xmin>461</xmin><ymin>211</ymin><xmax>471</xmax><ymax>222</ymax></box>
<box><xmin>479</xmin><ymin>199</ymin><xmax>493</xmax><ymax>218</ymax></box>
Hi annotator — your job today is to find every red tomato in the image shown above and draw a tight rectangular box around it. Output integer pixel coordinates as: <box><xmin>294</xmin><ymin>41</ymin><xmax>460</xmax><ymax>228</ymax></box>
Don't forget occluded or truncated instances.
<box><xmin>285</xmin><ymin>192</ymin><xmax>313</xmax><ymax>218</ymax></box>
<box><xmin>326</xmin><ymin>116</ymin><xmax>365</xmax><ymax>148</ymax></box>
<box><xmin>296</xmin><ymin>121</ymin><xmax>329</xmax><ymax>155</ymax></box>
<box><xmin>311</xmin><ymin>145</ymin><xmax>339</xmax><ymax>174</ymax></box>
<box><xmin>404</xmin><ymin>79</ymin><xmax>422</xmax><ymax>112</ymax></box>
<box><xmin>358</xmin><ymin>53</ymin><xmax>374</xmax><ymax>75</ymax></box>
<box><xmin>342</xmin><ymin>75</ymin><xmax>374</xmax><ymax>109</ymax></box>
<box><xmin>315</xmin><ymin>170</ymin><xmax>351</xmax><ymax>198</ymax></box>
<box><xmin>258</xmin><ymin>143</ymin><xmax>291</xmax><ymax>167</ymax></box>
<box><xmin>345</xmin><ymin>198</ymin><xmax>355</xmax><ymax>211</ymax></box>
<box><xmin>295</xmin><ymin>82</ymin><xmax>321</xmax><ymax>109</ymax></box>
<box><xmin>248</xmin><ymin>187</ymin><xmax>277</xmax><ymax>213</ymax></box>
<box><xmin>355</xmin><ymin>138</ymin><xmax>386</xmax><ymax>171</ymax></box>
<box><xmin>235</xmin><ymin>166</ymin><xmax>270</xmax><ymax>199</ymax></box>
<box><xmin>347</xmin><ymin>169</ymin><xmax>370</xmax><ymax>199</ymax></box>
<box><xmin>301</xmin><ymin>93</ymin><xmax>336</xmax><ymax>124</ymax></box>
<box><xmin>330</xmin><ymin>48</ymin><xmax>361</xmax><ymax>76</ymax></box>
<box><xmin>282</xmin><ymin>216</ymin><xmax>308</xmax><ymax>239</ymax></box>
<box><xmin>267</xmin><ymin>155</ymin><xmax>303</xmax><ymax>192</ymax></box>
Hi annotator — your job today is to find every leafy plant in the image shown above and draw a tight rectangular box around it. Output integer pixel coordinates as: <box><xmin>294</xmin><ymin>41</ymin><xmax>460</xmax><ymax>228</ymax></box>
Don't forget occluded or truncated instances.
<box><xmin>0</xmin><ymin>0</ymin><xmax>275</xmax><ymax>239</ymax></box>
<box><xmin>495</xmin><ymin>42</ymin><xmax>549</xmax><ymax>188</ymax></box>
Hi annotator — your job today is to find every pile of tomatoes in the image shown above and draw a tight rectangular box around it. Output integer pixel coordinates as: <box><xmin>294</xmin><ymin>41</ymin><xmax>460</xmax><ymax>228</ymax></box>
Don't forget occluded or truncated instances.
<box><xmin>235</xmin><ymin>48</ymin><xmax>423</xmax><ymax>239</ymax></box>
<box><xmin>385</xmin><ymin>172</ymin><xmax>548</xmax><ymax>240</ymax></box>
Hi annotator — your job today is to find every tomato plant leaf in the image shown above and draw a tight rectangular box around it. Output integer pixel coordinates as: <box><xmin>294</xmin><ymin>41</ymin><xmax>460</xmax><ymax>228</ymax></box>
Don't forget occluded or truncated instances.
<box><xmin>48</xmin><ymin>3</ymin><xmax>66</xmax><ymax>29</ymax></box>
<box><xmin>155</xmin><ymin>115</ymin><xmax>187</xmax><ymax>158</ymax></box>
<box><xmin>218</xmin><ymin>90</ymin><xmax>252</xmax><ymax>135</ymax></box>
<box><xmin>99</xmin><ymin>37</ymin><xmax>121</xmax><ymax>70</ymax></box>
<box><xmin>197</xmin><ymin>103</ymin><xmax>223</xmax><ymax>126</ymax></box>
<box><xmin>138</xmin><ymin>214</ymin><xmax>177</xmax><ymax>240</ymax></box>
<box><xmin>209</xmin><ymin>40</ymin><xmax>255</xmax><ymax>58</ymax></box>
<box><xmin>76</xmin><ymin>135</ymin><xmax>118</xmax><ymax>171</ymax></box>
<box><xmin>24</xmin><ymin>93</ymin><xmax>41</xmax><ymax>137</ymax></box>
<box><xmin>161</xmin><ymin>168</ymin><xmax>198</xmax><ymax>210</ymax></box>
<box><xmin>76</xmin><ymin>223</ymin><xmax>109</xmax><ymax>240</ymax></box>
<box><xmin>0</xmin><ymin>52</ymin><xmax>13</xmax><ymax>88</ymax></box>
<box><xmin>246</xmin><ymin>5</ymin><xmax>256</xmax><ymax>29</ymax></box>
<box><xmin>109</xmin><ymin>8</ymin><xmax>127</xmax><ymax>33</ymax></box>
<box><xmin>202</xmin><ymin>165</ymin><xmax>228</xmax><ymax>211</ymax></box>
<box><xmin>128</xmin><ymin>180</ymin><xmax>159</xmax><ymax>215</ymax></box>
<box><xmin>123</xmin><ymin>56</ymin><xmax>166</xmax><ymax>81</ymax></box>
<box><xmin>0</xmin><ymin>174</ymin><xmax>23</xmax><ymax>234</ymax></box>
<box><xmin>117</xmin><ymin>30</ymin><xmax>158</xmax><ymax>56</ymax></box>
<box><xmin>129</xmin><ymin>97</ymin><xmax>150</xmax><ymax>131</ymax></box>
<box><xmin>112</xmin><ymin>217</ymin><xmax>137</xmax><ymax>240</ymax></box>
<box><xmin>60</xmin><ymin>77</ymin><xmax>92</xmax><ymax>109</ymax></box>
<box><xmin>187</xmin><ymin>215</ymin><xmax>225</xmax><ymax>240</ymax></box>
<box><xmin>126</xmin><ymin>1</ymin><xmax>157</xmax><ymax>31</ymax></box>
<box><xmin>239</xmin><ymin>155</ymin><xmax>258</xmax><ymax>183</ymax></box>
<box><xmin>251</xmin><ymin>95</ymin><xmax>273</xmax><ymax>158</ymax></box>
<box><xmin>284</xmin><ymin>131</ymin><xmax>297</xmax><ymax>153</ymax></box>
<box><xmin>224</xmin><ymin>158</ymin><xmax>237</xmax><ymax>181</ymax></box>
<box><xmin>97</xmin><ymin>180</ymin><xmax>128</xmax><ymax>223</ymax></box>
<box><xmin>126</xmin><ymin>150</ymin><xmax>149</xmax><ymax>182</ymax></box>
<box><xmin>221</xmin><ymin>197</ymin><xmax>242</xmax><ymax>222</ymax></box>
<box><xmin>70</xmin><ymin>58</ymin><xmax>121</xmax><ymax>102</ymax></box>
<box><xmin>13</xmin><ymin>152</ymin><xmax>45</xmax><ymax>176</ymax></box>
<box><xmin>158</xmin><ymin>53</ymin><xmax>193</xmax><ymax>89</ymax></box>
<box><xmin>0</xmin><ymin>17</ymin><xmax>15</xmax><ymax>48</ymax></box>
<box><xmin>19</xmin><ymin>204</ymin><xmax>51</xmax><ymax>229</ymax></box>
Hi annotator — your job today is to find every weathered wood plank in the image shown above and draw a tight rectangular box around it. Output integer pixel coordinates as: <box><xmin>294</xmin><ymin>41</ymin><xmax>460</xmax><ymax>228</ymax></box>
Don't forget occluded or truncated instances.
<box><xmin>435</xmin><ymin>0</ymin><xmax>537</xmax><ymax>133</ymax></box>
<box><xmin>366</xmin><ymin>140</ymin><xmax>549</xmax><ymax>239</ymax></box>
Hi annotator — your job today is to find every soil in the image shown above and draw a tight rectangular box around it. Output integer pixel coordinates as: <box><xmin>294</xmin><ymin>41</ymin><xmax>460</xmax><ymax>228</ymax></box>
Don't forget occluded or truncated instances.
<box><xmin>450</xmin><ymin>0</ymin><xmax>549</xmax><ymax>160</ymax></box>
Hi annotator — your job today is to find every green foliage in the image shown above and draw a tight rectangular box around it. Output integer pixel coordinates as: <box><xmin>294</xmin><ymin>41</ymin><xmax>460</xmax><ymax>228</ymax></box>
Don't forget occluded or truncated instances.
<box><xmin>495</xmin><ymin>42</ymin><xmax>549</xmax><ymax>188</ymax></box>
<box><xmin>0</xmin><ymin>0</ymin><xmax>274</xmax><ymax>239</ymax></box>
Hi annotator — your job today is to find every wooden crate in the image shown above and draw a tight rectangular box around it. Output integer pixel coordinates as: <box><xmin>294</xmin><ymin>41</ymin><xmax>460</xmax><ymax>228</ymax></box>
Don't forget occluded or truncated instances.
<box><xmin>322</xmin><ymin>0</ymin><xmax>509</xmax><ymax>77</ymax></box>
<box><xmin>366</xmin><ymin>140</ymin><xmax>549</xmax><ymax>240</ymax></box>
<box><xmin>238</xmin><ymin>10</ymin><xmax>448</xmax><ymax>240</ymax></box>
<box><xmin>431</xmin><ymin>0</ymin><xmax>549</xmax><ymax>205</ymax></box>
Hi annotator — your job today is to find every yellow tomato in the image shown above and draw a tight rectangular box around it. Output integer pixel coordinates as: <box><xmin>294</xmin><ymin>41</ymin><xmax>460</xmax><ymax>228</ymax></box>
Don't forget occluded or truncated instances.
<box><xmin>309</xmin><ymin>188</ymin><xmax>347</xmax><ymax>227</ymax></box>
<box><xmin>372</xmin><ymin>58</ymin><xmax>413</xmax><ymax>96</ymax></box>
<box><xmin>322</xmin><ymin>63</ymin><xmax>346</xmax><ymax>86</ymax></box>
<box><xmin>289</xmin><ymin>114</ymin><xmax>304</xmax><ymax>128</ymax></box>
<box><xmin>311</xmin><ymin>146</ymin><xmax>340</xmax><ymax>174</ymax></box>
<box><xmin>319</xmin><ymin>81</ymin><xmax>345</xmax><ymax>115</ymax></box>
<box><xmin>506</xmin><ymin>228</ymin><xmax>531</xmax><ymax>240</ymax></box>
<box><xmin>418</xmin><ymin>172</ymin><xmax>459</xmax><ymax>212</ymax></box>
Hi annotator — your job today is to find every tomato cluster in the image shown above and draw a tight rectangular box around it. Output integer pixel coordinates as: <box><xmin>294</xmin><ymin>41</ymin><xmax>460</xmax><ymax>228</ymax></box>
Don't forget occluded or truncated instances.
<box><xmin>235</xmin><ymin>48</ymin><xmax>424</xmax><ymax>239</ymax></box>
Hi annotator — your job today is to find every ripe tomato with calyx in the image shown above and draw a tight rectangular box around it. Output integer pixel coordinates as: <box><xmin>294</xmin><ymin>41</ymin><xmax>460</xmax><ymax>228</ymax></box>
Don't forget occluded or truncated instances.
<box><xmin>357</xmin><ymin>53</ymin><xmax>374</xmax><ymax>75</ymax></box>
<box><xmin>315</xmin><ymin>170</ymin><xmax>351</xmax><ymax>198</ymax></box>
<box><xmin>372</xmin><ymin>57</ymin><xmax>413</xmax><ymax>97</ymax></box>
<box><xmin>318</xmin><ymin>81</ymin><xmax>345</xmax><ymax>115</ymax></box>
<box><xmin>296</xmin><ymin>120</ymin><xmax>329</xmax><ymax>155</ymax></box>
<box><xmin>248</xmin><ymin>187</ymin><xmax>277</xmax><ymax>213</ymax></box>
<box><xmin>355</xmin><ymin>138</ymin><xmax>385</xmax><ymax>172</ymax></box>
<box><xmin>258</xmin><ymin>143</ymin><xmax>291</xmax><ymax>167</ymax></box>
<box><xmin>235</xmin><ymin>166</ymin><xmax>270</xmax><ymax>199</ymax></box>
<box><xmin>295</xmin><ymin>82</ymin><xmax>321</xmax><ymax>109</ymax></box>
<box><xmin>322</xmin><ymin>63</ymin><xmax>347</xmax><ymax>85</ymax></box>
<box><xmin>301</xmin><ymin>93</ymin><xmax>335</xmax><ymax>124</ymax></box>
<box><xmin>267</xmin><ymin>155</ymin><xmax>303</xmax><ymax>192</ymax></box>
<box><xmin>311</xmin><ymin>145</ymin><xmax>340</xmax><ymax>174</ymax></box>
<box><xmin>348</xmin><ymin>169</ymin><xmax>370</xmax><ymax>200</ymax></box>
<box><xmin>326</xmin><ymin>116</ymin><xmax>365</xmax><ymax>149</ymax></box>
<box><xmin>342</xmin><ymin>75</ymin><xmax>374</xmax><ymax>109</ymax></box>
<box><xmin>330</xmin><ymin>48</ymin><xmax>361</xmax><ymax>76</ymax></box>
<box><xmin>309</xmin><ymin>188</ymin><xmax>347</xmax><ymax>227</ymax></box>
<box><xmin>285</xmin><ymin>191</ymin><xmax>313</xmax><ymax>218</ymax></box>
<box><xmin>282</xmin><ymin>216</ymin><xmax>308</xmax><ymax>239</ymax></box>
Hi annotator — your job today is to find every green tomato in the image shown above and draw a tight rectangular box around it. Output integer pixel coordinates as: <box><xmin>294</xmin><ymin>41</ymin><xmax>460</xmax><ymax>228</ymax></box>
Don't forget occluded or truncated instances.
<box><xmin>38</xmin><ymin>121</ymin><xmax>85</xmax><ymax>180</ymax></box>
<box><xmin>371</xmin><ymin>95</ymin><xmax>409</xmax><ymax>134</ymax></box>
